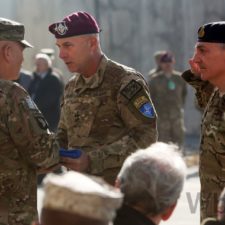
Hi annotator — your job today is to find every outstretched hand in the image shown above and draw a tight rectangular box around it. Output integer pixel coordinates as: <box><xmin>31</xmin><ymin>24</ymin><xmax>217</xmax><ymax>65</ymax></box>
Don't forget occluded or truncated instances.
<box><xmin>60</xmin><ymin>151</ymin><xmax>90</xmax><ymax>172</ymax></box>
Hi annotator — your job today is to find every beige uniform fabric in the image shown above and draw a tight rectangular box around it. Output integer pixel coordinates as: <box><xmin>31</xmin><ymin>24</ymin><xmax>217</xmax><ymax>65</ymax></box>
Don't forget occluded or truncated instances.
<box><xmin>0</xmin><ymin>80</ymin><xmax>59</xmax><ymax>225</ymax></box>
<box><xmin>182</xmin><ymin>70</ymin><xmax>225</xmax><ymax>221</ymax></box>
<box><xmin>148</xmin><ymin>70</ymin><xmax>187</xmax><ymax>147</ymax></box>
<box><xmin>57</xmin><ymin>55</ymin><xmax>157</xmax><ymax>183</ymax></box>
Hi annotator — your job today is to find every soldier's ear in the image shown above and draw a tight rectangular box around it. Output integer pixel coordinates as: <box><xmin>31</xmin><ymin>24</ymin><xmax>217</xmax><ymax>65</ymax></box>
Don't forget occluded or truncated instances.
<box><xmin>1</xmin><ymin>42</ymin><xmax>11</xmax><ymax>63</ymax></box>
<box><xmin>161</xmin><ymin>203</ymin><xmax>177</xmax><ymax>221</ymax></box>
<box><xmin>88</xmin><ymin>36</ymin><xmax>97</xmax><ymax>49</ymax></box>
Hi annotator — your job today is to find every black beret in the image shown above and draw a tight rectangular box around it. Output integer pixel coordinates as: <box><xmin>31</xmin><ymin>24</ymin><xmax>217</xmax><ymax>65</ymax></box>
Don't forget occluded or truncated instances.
<box><xmin>198</xmin><ymin>21</ymin><xmax>225</xmax><ymax>43</ymax></box>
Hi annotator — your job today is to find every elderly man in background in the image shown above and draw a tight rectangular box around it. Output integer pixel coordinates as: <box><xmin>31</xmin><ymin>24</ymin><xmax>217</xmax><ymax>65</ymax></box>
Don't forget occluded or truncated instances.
<box><xmin>182</xmin><ymin>21</ymin><xmax>225</xmax><ymax>221</ymax></box>
<box><xmin>0</xmin><ymin>18</ymin><xmax>59</xmax><ymax>225</ymax></box>
<box><xmin>114</xmin><ymin>142</ymin><xmax>186</xmax><ymax>225</ymax></box>
<box><xmin>34</xmin><ymin>171</ymin><xmax>123</xmax><ymax>225</ymax></box>
<box><xmin>28</xmin><ymin>53</ymin><xmax>64</xmax><ymax>132</ymax></box>
<box><xmin>48</xmin><ymin>11</ymin><xmax>157</xmax><ymax>184</ymax></box>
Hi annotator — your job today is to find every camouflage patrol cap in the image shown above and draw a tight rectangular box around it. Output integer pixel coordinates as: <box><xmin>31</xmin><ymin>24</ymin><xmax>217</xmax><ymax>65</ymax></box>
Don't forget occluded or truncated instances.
<box><xmin>198</xmin><ymin>21</ymin><xmax>225</xmax><ymax>43</ymax></box>
<box><xmin>0</xmin><ymin>17</ymin><xmax>33</xmax><ymax>47</ymax></box>
<box><xmin>42</xmin><ymin>171</ymin><xmax>123</xmax><ymax>222</ymax></box>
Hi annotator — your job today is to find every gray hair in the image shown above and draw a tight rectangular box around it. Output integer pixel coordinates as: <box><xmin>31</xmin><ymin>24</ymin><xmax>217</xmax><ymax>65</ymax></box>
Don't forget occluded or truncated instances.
<box><xmin>117</xmin><ymin>142</ymin><xmax>186</xmax><ymax>216</ymax></box>
<box><xmin>35</xmin><ymin>53</ymin><xmax>52</xmax><ymax>67</ymax></box>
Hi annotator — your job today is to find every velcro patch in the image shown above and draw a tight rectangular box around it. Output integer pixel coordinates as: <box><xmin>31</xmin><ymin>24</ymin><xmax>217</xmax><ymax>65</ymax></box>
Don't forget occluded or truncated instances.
<box><xmin>121</xmin><ymin>80</ymin><xmax>142</xmax><ymax>100</ymax></box>
<box><xmin>134</xmin><ymin>96</ymin><xmax>155</xmax><ymax>118</ymax></box>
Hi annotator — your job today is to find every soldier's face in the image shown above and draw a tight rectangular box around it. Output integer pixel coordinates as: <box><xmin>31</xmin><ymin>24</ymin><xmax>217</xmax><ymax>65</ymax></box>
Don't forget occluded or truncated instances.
<box><xmin>160</xmin><ymin>62</ymin><xmax>174</xmax><ymax>74</ymax></box>
<box><xmin>56</xmin><ymin>35</ymin><xmax>93</xmax><ymax>74</ymax></box>
<box><xmin>35</xmin><ymin>58</ymin><xmax>49</xmax><ymax>73</ymax></box>
<box><xmin>192</xmin><ymin>42</ymin><xmax>225</xmax><ymax>84</ymax></box>
<box><xmin>0</xmin><ymin>41</ymin><xmax>24</xmax><ymax>80</ymax></box>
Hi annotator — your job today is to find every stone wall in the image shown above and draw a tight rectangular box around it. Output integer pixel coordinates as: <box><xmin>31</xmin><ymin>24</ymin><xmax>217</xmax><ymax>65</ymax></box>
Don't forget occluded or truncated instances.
<box><xmin>1</xmin><ymin>0</ymin><xmax>225</xmax><ymax>135</ymax></box>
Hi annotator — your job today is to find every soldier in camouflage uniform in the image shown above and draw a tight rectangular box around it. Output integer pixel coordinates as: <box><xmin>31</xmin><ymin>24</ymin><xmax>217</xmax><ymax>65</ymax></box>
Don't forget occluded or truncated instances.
<box><xmin>201</xmin><ymin>188</ymin><xmax>225</xmax><ymax>225</ymax></box>
<box><xmin>0</xmin><ymin>18</ymin><xmax>59</xmax><ymax>225</ymax></box>
<box><xmin>148</xmin><ymin>52</ymin><xmax>187</xmax><ymax>148</ymax></box>
<box><xmin>48</xmin><ymin>11</ymin><xmax>157</xmax><ymax>184</ymax></box>
<box><xmin>146</xmin><ymin>50</ymin><xmax>167</xmax><ymax>82</ymax></box>
<box><xmin>182</xmin><ymin>21</ymin><xmax>225</xmax><ymax>221</ymax></box>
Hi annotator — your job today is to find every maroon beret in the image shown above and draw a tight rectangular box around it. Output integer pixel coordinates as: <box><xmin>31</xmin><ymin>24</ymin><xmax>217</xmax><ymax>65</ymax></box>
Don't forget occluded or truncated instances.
<box><xmin>49</xmin><ymin>11</ymin><xmax>101</xmax><ymax>38</ymax></box>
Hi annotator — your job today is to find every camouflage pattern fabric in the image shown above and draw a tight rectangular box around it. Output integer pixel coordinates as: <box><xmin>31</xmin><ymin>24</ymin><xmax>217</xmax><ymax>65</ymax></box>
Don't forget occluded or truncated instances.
<box><xmin>57</xmin><ymin>55</ymin><xmax>157</xmax><ymax>182</ymax></box>
<box><xmin>0</xmin><ymin>80</ymin><xmax>59</xmax><ymax>225</ymax></box>
<box><xmin>182</xmin><ymin>70</ymin><xmax>225</xmax><ymax>221</ymax></box>
<box><xmin>148</xmin><ymin>70</ymin><xmax>187</xmax><ymax>147</ymax></box>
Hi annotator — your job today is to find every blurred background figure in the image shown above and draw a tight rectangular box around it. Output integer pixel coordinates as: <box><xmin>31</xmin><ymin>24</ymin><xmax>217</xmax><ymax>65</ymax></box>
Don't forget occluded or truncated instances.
<box><xmin>28</xmin><ymin>53</ymin><xmax>64</xmax><ymax>185</ymax></box>
<box><xmin>28</xmin><ymin>53</ymin><xmax>64</xmax><ymax>132</ymax></box>
<box><xmin>146</xmin><ymin>50</ymin><xmax>167</xmax><ymax>81</ymax></box>
<box><xmin>148</xmin><ymin>51</ymin><xmax>187</xmax><ymax>150</ymax></box>
<box><xmin>15</xmin><ymin>68</ymin><xmax>33</xmax><ymax>91</ymax></box>
<box><xmin>40</xmin><ymin>48</ymin><xmax>64</xmax><ymax>81</ymax></box>
<box><xmin>114</xmin><ymin>142</ymin><xmax>186</xmax><ymax>225</ymax></box>
<box><xmin>35</xmin><ymin>171</ymin><xmax>123</xmax><ymax>225</ymax></box>
<box><xmin>40</xmin><ymin>48</ymin><xmax>55</xmax><ymax>61</ymax></box>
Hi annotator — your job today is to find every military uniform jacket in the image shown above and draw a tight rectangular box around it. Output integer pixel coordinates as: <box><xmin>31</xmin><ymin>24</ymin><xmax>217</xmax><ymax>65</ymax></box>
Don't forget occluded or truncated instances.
<box><xmin>182</xmin><ymin>70</ymin><xmax>225</xmax><ymax>181</ymax></box>
<box><xmin>57</xmin><ymin>55</ymin><xmax>157</xmax><ymax>174</ymax></box>
<box><xmin>0</xmin><ymin>80</ymin><xmax>59</xmax><ymax>225</ymax></box>
<box><xmin>148</xmin><ymin>70</ymin><xmax>187</xmax><ymax>119</ymax></box>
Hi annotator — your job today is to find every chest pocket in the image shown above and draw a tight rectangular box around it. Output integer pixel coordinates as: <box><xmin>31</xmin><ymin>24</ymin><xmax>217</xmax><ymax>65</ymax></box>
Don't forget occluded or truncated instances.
<box><xmin>65</xmin><ymin>96</ymin><xmax>101</xmax><ymax>137</ymax></box>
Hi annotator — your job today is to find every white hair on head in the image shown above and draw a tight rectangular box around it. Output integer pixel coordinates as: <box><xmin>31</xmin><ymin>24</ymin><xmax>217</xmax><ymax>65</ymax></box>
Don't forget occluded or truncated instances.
<box><xmin>117</xmin><ymin>142</ymin><xmax>187</xmax><ymax>216</ymax></box>
<box><xmin>35</xmin><ymin>53</ymin><xmax>52</xmax><ymax>67</ymax></box>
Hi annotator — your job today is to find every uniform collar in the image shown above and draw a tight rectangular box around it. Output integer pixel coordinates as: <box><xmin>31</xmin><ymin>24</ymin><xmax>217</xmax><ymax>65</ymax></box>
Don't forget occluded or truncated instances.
<box><xmin>75</xmin><ymin>54</ymin><xmax>108</xmax><ymax>90</ymax></box>
<box><xmin>214</xmin><ymin>87</ymin><xmax>225</xmax><ymax>97</ymax></box>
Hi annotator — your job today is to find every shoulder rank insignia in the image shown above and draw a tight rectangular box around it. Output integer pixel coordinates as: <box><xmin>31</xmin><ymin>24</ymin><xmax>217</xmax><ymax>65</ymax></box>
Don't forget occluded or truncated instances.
<box><xmin>121</xmin><ymin>80</ymin><xmax>142</xmax><ymax>100</ymax></box>
<box><xmin>25</xmin><ymin>97</ymin><xmax>38</xmax><ymax>110</ymax></box>
<box><xmin>134</xmin><ymin>96</ymin><xmax>155</xmax><ymax>118</ymax></box>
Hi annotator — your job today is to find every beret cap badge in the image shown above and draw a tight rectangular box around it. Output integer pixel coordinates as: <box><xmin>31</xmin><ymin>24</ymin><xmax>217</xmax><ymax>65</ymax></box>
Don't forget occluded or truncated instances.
<box><xmin>198</xmin><ymin>26</ymin><xmax>205</xmax><ymax>38</ymax></box>
<box><xmin>54</xmin><ymin>22</ymin><xmax>68</xmax><ymax>35</ymax></box>
<box><xmin>197</xmin><ymin>21</ymin><xmax>225</xmax><ymax>43</ymax></box>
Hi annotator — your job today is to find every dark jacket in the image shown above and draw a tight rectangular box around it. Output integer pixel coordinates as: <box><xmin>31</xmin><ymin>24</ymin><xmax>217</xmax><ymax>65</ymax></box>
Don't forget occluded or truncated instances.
<box><xmin>28</xmin><ymin>68</ymin><xmax>64</xmax><ymax>131</ymax></box>
<box><xmin>114</xmin><ymin>204</ymin><xmax>156</xmax><ymax>225</ymax></box>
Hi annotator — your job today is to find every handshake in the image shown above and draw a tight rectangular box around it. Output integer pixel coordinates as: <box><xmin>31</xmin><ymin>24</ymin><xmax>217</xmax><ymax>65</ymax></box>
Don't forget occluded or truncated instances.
<box><xmin>38</xmin><ymin>148</ymin><xmax>85</xmax><ymax>174</ymax></box>
<box><xmin>59</xmin><ymin>148</ymin><xmax>82</xmax><ymax>159</ymax></box>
